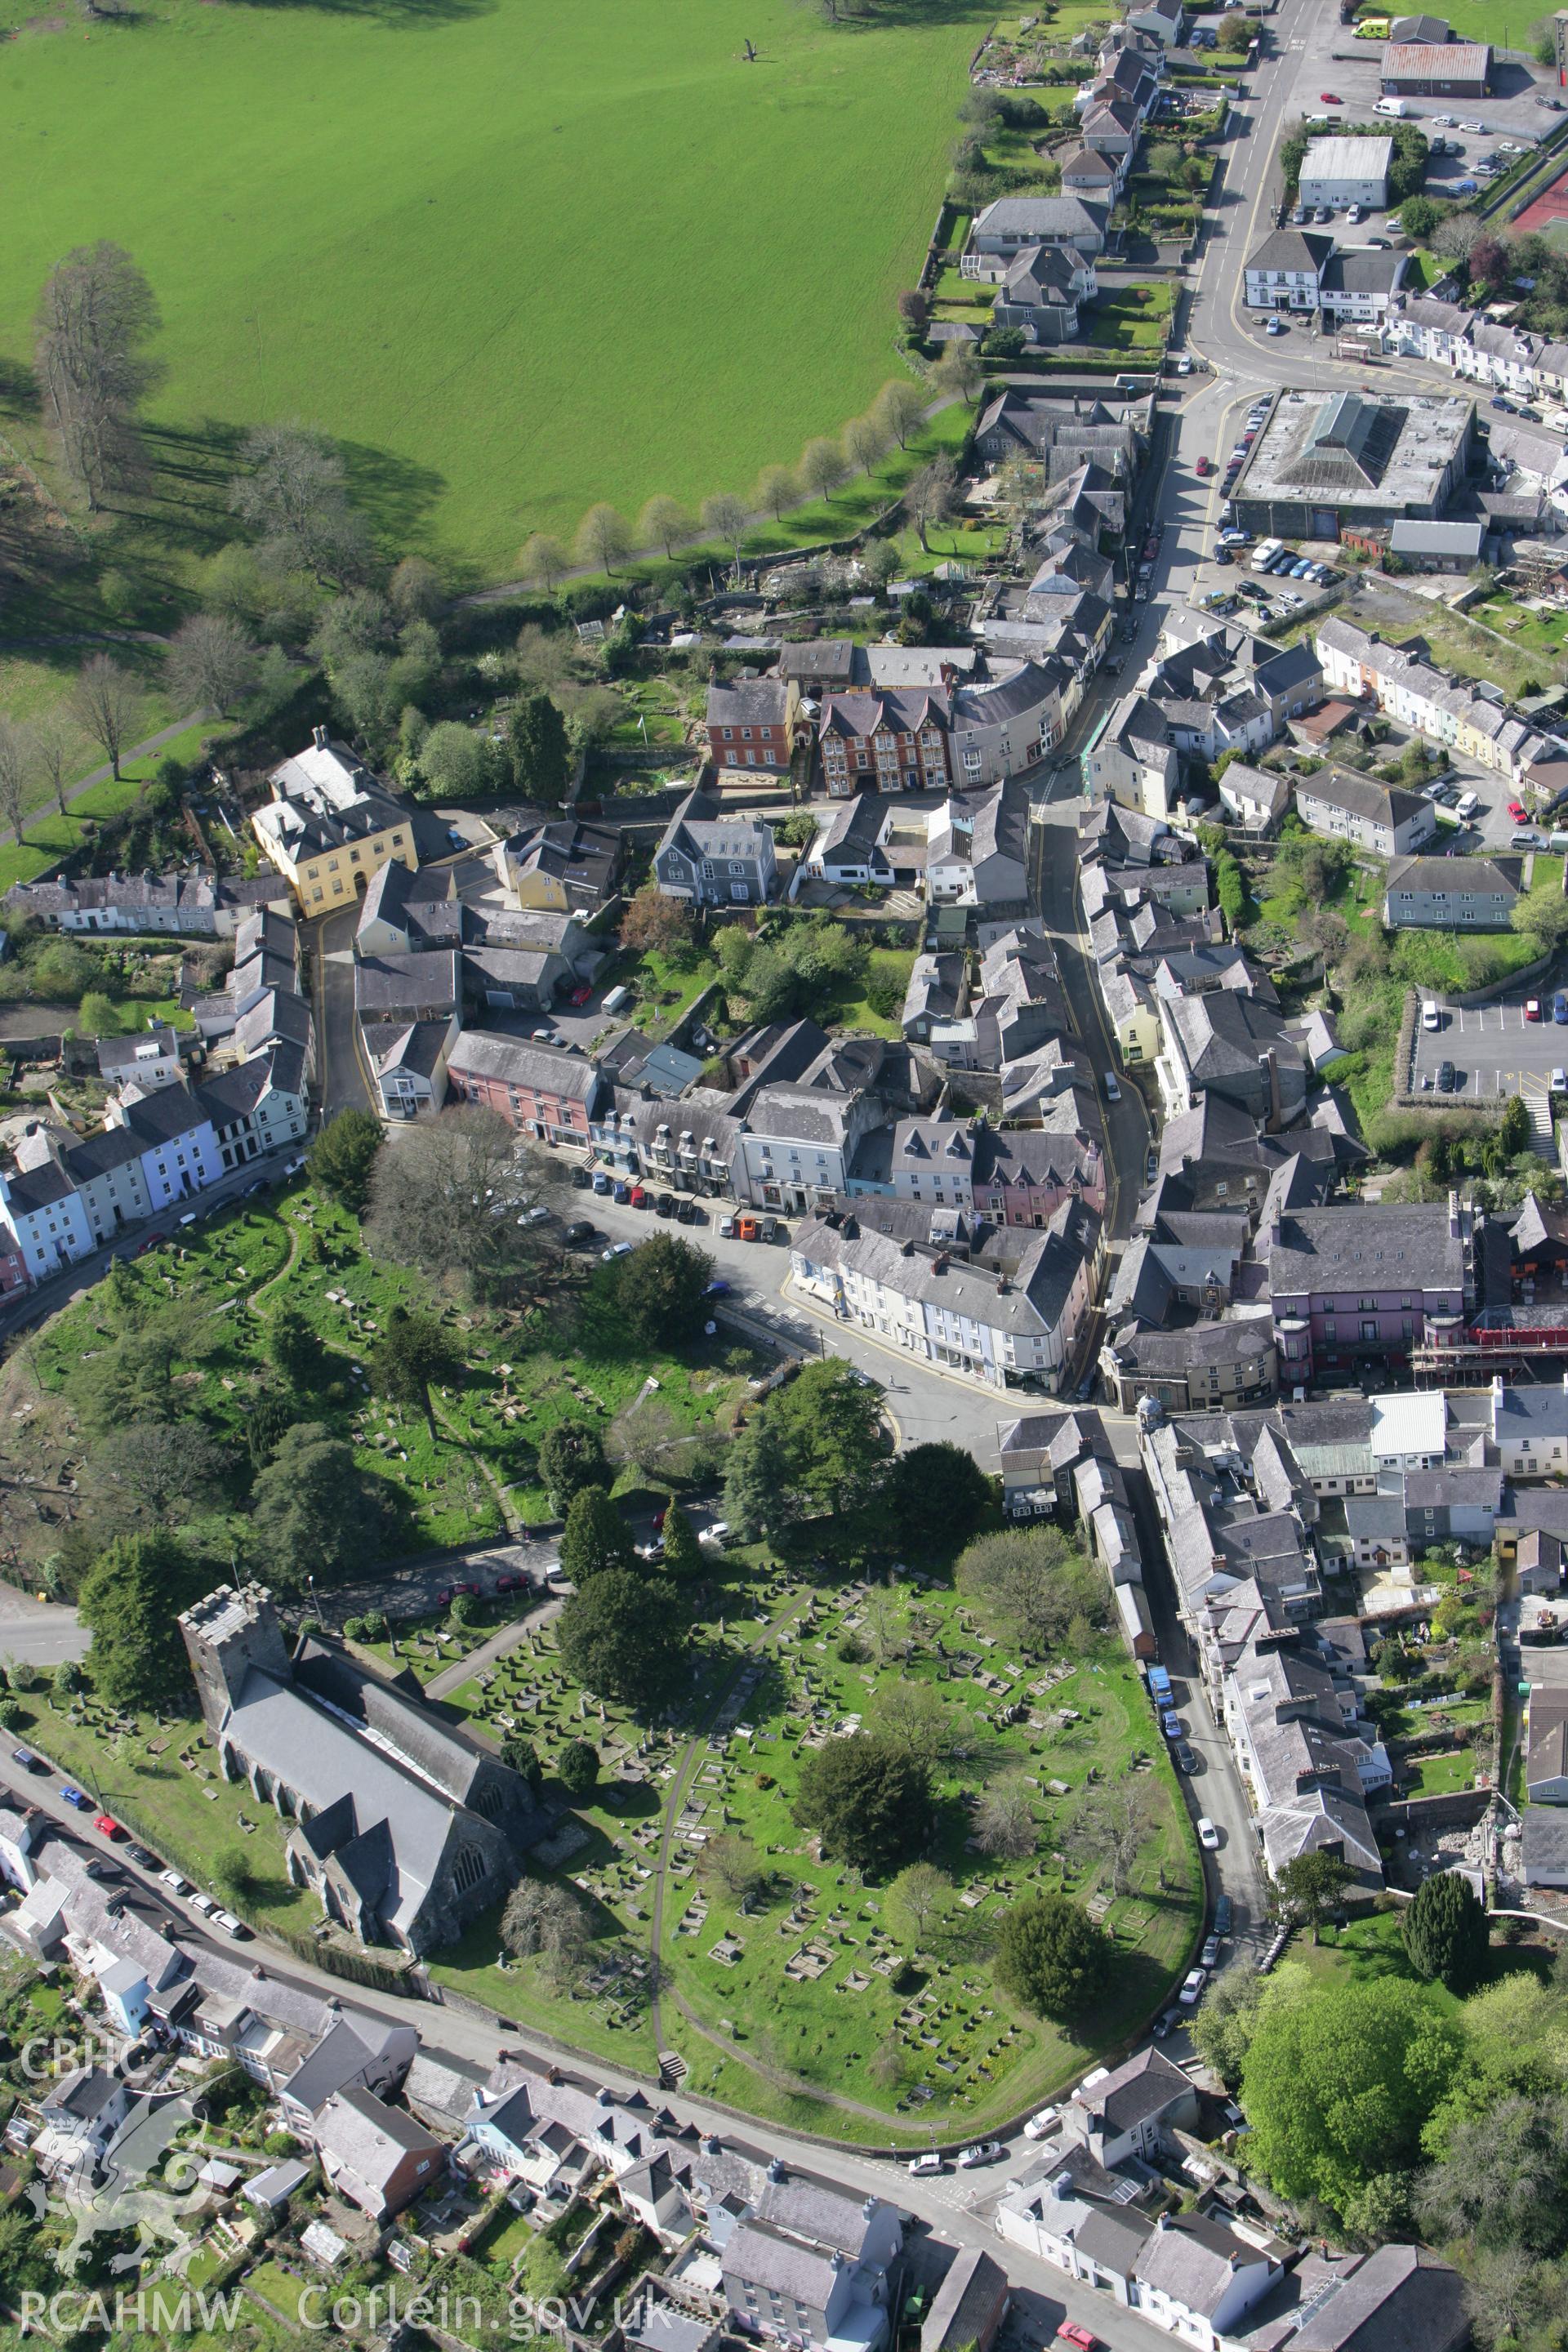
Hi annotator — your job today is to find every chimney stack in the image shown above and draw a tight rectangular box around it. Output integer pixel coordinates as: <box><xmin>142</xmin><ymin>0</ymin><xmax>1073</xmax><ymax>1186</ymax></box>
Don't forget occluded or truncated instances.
<box><xmin>312</xmin><ymin>724</ymin><xmax>328</xmax><ymax>751</ymax></box>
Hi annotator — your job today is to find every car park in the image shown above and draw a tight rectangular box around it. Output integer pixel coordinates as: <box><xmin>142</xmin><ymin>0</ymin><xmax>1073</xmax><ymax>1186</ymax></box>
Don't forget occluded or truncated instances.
<box><xmin>1197</xmin><ymin>1817</ymin><xmax>1219</xmax><ymax>1850</ymax></box>
<box><xmin>1528</xmin><ymin>1000</ymin><xmax>1544</xmax><ymax>1022</ymax></box>
<box><xmin>1179</xmin><ymin>1967</ymin><xmax>1207</xmax><ymax>2007</ymax></box>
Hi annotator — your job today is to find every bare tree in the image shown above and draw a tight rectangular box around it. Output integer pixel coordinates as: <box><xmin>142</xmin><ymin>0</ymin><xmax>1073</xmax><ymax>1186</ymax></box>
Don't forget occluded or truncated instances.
<box><xmin>229</xmin><ymin>422</ymin><xmax>368</xmax><ymax>581</ymax></box>
<box><xmin>1434</xmin><ymin>214</ymin><xmax>1482</xmax><ymax>264</ymax></box>
<box><xmin>513</xmin><ymin>624</ymin><xmax>577</xmax><ymax>692</ymax></box>
<box><xmin>904</xmin><ymin>453</ymin><xmax>958</xmax><ymax>554</ymax></box>
<box><xmin>519</xmin><ymin>532</ymin><xmax>570</xmax><ymax>594</ymax></box>
<box><xmin>755</xmin><ymin>464</ymin><xmax>799</xmax><ymax>521</ymax></box>
<box><xmin>501</xmin><ymin>1876</ymin><xmax>590</xmax><ymax>1990</ymax></box>
<box><xmin>975</xmin><ymin>1772</ymin><xmax>1038</xmax><ymax>1860</ymax></box>
<box><xmin>844</xmin><ymin>413</ymin><xmax>889</xmax><ymax>477</ymax></box>
<box><xmin>164</xmin><ymin>614</ymin><xmax>258</xmax><ymax>714</ymax></box>
<box><xmin>388</xmin><ymin>555</ymin><xmax>445</xmax><ymax>623</ymax></box>
<box><xmin>701</xmin><ymin>1832</ymin><xmax>768</xmax><ymax>1903</ymax></box>
<box><xmin>32</xmin><ymin>711</ymin><xmax>74</xmax><ymax>819</ymax></box>
<box><xmin>639</xmin><ymin>496</ymin><xmax>693</xmax><ymax>560</ymax></box>
<box><xmin>886</xmin><ymin>1861</ymin><xmax>953</xmax><ymax>1947</ymax></box>
<box><xmin>576</xmin><ymin>503</ymin><xmax>632</xmax><ymax>577</ymax></box>
<box><xmin>862</xmin><ymin>1583</ymin><xmax>909</xmax><ymax>1665</ymax></box>
<box><xmin>364</xmin><ymin>1104</ymin><xmax>548</xmax><ymax>1297</ymax></box>
<box><xmin>1068</xmin><ymin>1780</ymin><xmax>1160</xmax><ymax>1895</ymax></box>
<box><xmin>876</xmin><ymin>379</ymin><xmax>928</xmax><ymax>450</ymax></box>
<box><xmin>33</xmin><ymin>243</ymin><xmax>159</xmax><ymax>511</ymax></box>
<box><xmin>0</xmin><ymin>719</ymin><xmax>34</xmax><ymax>847</ymax></box>
<box><xmin>701</xmin><ymin>491</ymin><xmax>750</xmax><ymax>564</ymax></box>
<box><xmin>70</xmin><ymin>653</ymin><xmax>137</xmax><ymax>782</ymax></box>
<box><xmin>800</xmin><ymin>438</ymin><xmax>849</xmax><ymax>505</ymax></box>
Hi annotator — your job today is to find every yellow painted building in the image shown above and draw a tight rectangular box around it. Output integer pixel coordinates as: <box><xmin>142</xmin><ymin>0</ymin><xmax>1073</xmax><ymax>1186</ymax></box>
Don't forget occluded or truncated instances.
<box><xmin>254</xmin><ymin>730</ymin><xmax>416</xmax><ymax>912</ymax></box>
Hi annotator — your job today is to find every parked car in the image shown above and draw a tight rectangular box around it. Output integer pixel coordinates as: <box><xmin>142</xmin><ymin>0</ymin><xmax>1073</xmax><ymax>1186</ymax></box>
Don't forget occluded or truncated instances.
<box><xmin>568</xmin><ymin>982</ymin><xmax>593</xmax><ymax>1005</ymax></box>
<box><xmin>1553</xmin><ymin>993</ymin><xmax>1568</xmax><ymax>1023</ymax></box>
<box><xmin>1196</xmin><ymin>454</ymin><xmax>1211</xmax><ymax>475</ymax></box>
<box><xmin>564</xmin><ymin>1221</ymin><xmax>596</xmax><ymax>1245</ymax></box>
<box><xmin>1161</xmin><ymin>1711</ymin><xmax>1183</xmax><ymax>1738</ymax></box>
<box><xmin>128</xmin><ymin>1845</ymin><xmax>158</xmax><ymax>1869</ymax></box>
<box><xmin>907</xmin><ymin>2151</ymin><xmax>943</xmax><ymax>2176</ymax></box>
<box><xmin>1552</xmin><ymin>1068</ymin><xmax>1566</xmax><ymax>1094</ymax></box>
<box><xmin>1102</xmin><ymin>1071</ymin><xmax>1120</xmax><ymax>1102</ymax></box>
<box><xmin>654</xmin><ymin>1192</ymin><xmax>676</xmax><ymax>1217</ymax></box>
<box><xmin>602</xmin><ymin>1240</ymin><xmax>634</xmax><ymax>1260</ymax></box>
<box><xmin>189</xmin><ymin>1893</ymin><xmax>217</xmax><ymax>1916</ymax></box>
<box><xmin>612</xmin><ymin>1180</ymin><xmax>630</xmax><ymax>1202</ymax></box>
<box><xmin>1174</xmin><ymin>1742</ymin><xmax>1198</xmax><ymax>1772</ymax></box>
<box><xmin>437</xmin><ymin>1581</ymin><xmax>479</xmax><ymax>1606</ymax></box>
<box><xmin>9</xmin><ymin>1748</ymin><xmax>42</xmax><ymax>1773</ymax></box>
<box><xmin>60</xmin><ymin>1787</ymin><xmax>90</xmax><ymax>1811</ymax></box>
<box><xmin>591</xmin><ymin>1170</ymin><xmax>611</xmax><ymax>1194</ymax></box>
<box><xmin>1151</xmin><ymin>2009</ymin><xmax>1181</xmax><ymax>2041</ymax></box>
<box><xmin>1214</xmin><ymin>546</ymin><xmax>1233</xmax><ymax>564</ymax></box>
<box><xmin>1179</xmin><ymin>1967</ymin><xmax>1208</xmax><ymax>2007</ymax></box>
<box><xmin>160</xmin><ymin>1869</ymin><xmax>190</xmax><ymax>1895</ymax></box>
<box><xmin>1422</xmin><ymin>1001</ymin><xmax>1442</xmax><ymax>1030</ymax></box>
<box><xmin>571</xmin><ymin>1164</ymin><xmax>592</xmax><ymax>1189</ymax></box>
<box><xmin>1437</xmin><ymin>1060</ymin><xmax>1456</xmax><ymax>1092</ymax></box>
<box><xmin>212</xmin><ymin>1911</ymin><xmax>251</xmax><ymax>1940</ymax></box>
<box><xmin>704</xmin><ymin>1278</ymin><xmax>731</xmax><ymax>1297</ymax></box>
<box><xmin>1509</xmin><ymin>800</ymin><xmax>1530</xmax><ymax>822</ymax></box>
<box><xmin>1197</xmin><ymin>1817</ymin><xmax>1219</xmax><ymax>1850</ymax></box>
<box><xmin>699</xmin><ymin>1521</ymin><xmax>730</xmax><ymax>1547</ymax></box>
<box><xmin>1214</xmin><ymin>1893</ymin><xmax>1232</xmax><ymax>1934</ymax></box>
<box><xmin>957</xmin><ymin>2141</ymin><xmax>1004</xmax><ymax>2169</ymax></box>
<box><xmin>719</xmin><ymin>1216</ymin><xmax>736</xmax><ymax>1237</ymax></box>
<box><xmin>1527</xmin><ymin>1000</ymin><xmax>1544</xmax><ymax>1022</ymax></box>
<box><xmin>1267</xmin><ymin>316</ymin><xmax>1285</xmax><ymax>334</ymax></box>
<box><xmin>1200</xmin><ymin>1934</ymin><xmax>1221</xmax><ymax>1968</ymax></box>
<box><xmin>1022</xmin><ymin>2105</ymin><xmax>1061</xmax><ymax>2140</ymax></box>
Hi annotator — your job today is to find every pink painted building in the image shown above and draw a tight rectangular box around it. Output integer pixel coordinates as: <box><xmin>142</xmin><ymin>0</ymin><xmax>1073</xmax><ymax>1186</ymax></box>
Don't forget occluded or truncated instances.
<box><xmin>1269</xmin><ymin>1196</ymin><xmax>1475</xmax><ymax>1382</ymax></box>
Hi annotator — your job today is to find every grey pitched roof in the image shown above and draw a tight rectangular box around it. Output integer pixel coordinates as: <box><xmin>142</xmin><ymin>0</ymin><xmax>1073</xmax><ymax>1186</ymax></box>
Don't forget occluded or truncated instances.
<box><xmin>314</xmin><ymin>2085</ymin><xmax>441</xmax><ymax>2184</ymax></box>
<box><xmin>1286</xmin><ymin>2244</ymin><xmax>1466</xmax><ymax>2352</ymax></box>
<box><xmin>921</xmin><ymin>2251</ymin><xmax>1010</xmax><ymax>2352</ymax></box>
<box><xmin>1247</xmin><ymin>227</ymin><xmax>1334</xmax><ymax>276</ymax></box>
<box><xmin>1268</xmin><ymin>1203</ymin><xmax>1466</xmax><ymax>1294</ymax></box>
<box><xmin>1079</xmin><ymin>2046</ymin><xmax>1192</xmax><ymax>2131</ymax></box>
<box><xmin>1298</xmin><ymin>768</ymin><xmax>1427</xmax><ymax>830</ymax></box>
<box><xmin>447</xmin><ymin>1030</ymin><xmax>601</xmax><ymax>1102</ymax></box>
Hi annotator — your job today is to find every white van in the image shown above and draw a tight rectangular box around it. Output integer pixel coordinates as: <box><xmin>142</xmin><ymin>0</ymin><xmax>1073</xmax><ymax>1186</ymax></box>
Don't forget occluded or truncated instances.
<box><xmin>1250</xmin><ymin>537</ymin><xmax>1284</xmax><ymax>572</ymax></box>
<box><xmin>1374</xmin><ymin>96</ymin><xmax>1410</xmax><ymax>118</ymax></box>
<box><xmin>1455</xmin><ymin>790</ymin><xmax>1481</xmax><ymax>819</ymax></box>
<box><xmin>601</xmin><ymin>983</ymin><xmax>630</xmax><ymax>1014</ymax></box>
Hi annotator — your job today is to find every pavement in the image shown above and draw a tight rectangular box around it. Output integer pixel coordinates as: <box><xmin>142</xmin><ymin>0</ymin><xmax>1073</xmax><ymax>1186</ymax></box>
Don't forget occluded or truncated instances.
<box><xmin>1412</xmin><ymin>991</ymin><xmax>1568</xmax><ymax>1098</ymax></box>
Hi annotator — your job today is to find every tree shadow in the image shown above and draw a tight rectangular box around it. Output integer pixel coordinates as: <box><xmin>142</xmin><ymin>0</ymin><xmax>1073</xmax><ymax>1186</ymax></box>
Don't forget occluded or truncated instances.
<box><xmin>338</xmin><ymin>435</ymin><xmax>448</xmax><ymax>559</ymax></box>
<box><xmin>224</xmin><ymin>0</ymin><xmax>496</xmax><ymax>24</ymax></box>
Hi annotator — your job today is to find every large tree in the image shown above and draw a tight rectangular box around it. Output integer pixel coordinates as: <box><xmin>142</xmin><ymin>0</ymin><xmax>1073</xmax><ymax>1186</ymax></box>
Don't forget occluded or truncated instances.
<box><xmin>1241</xmin><ymin>1974</ymin><xmax>1463</xmax><ymax>2221</ymax></box>
<box><xmin>607</xmin><ymin>1232</ymin><xmax>714</xmax><ymax>1350</ymax></box>
<box><xmin>506</xmin><ymin>691</ymin><xmax>572</xmax><ymax>807</ymax></box>
<box><xmin>875</xmin><ymin>378</ymin><xmax>927</xmax><ymax>450</ymax></box>
<box><xmin>249</xmin><ymin>1421</ymin><xmax>389</xmax><ymax>1589</ymax></box>
<box><xmin>620</xmin><ymin>884</ymin><xmax>693</xmax><ymax>958</ymax></box>
<box><xmin>576</xmin><ymin>503</ymin><xmax>631</xmax><ymax>577</ymax></box>
<box><xmin>165</xmin><ymin>614</ymin><xmax>258</xmax><ymax>715</ymax></box>
<box><xmin>974</xmin><ymin>1772</ymin><xmax>1039</xmax><ymax>1861</ymax></box>
<box><xmin>78</xmin><ymin>1534</ymin><xmax>208</xmax><ymax>1711</ymax></box>
<box><xmin>555</xmin><ymin>1570</ymin><xmax>685</xmax><ymax>1715</ymax></box>
<box><xmin>372</xmin><ymin>1308</ymin><xmax>464</xmax><ymax>1444</ymax></box>
<box><xmin>559</xmin><ymin>1486</ymin><xmax>636</xmax><ymax>1584</ymax></box>
<box><xmin>34</xmin><ymin>242</ymin><xmax>159</xmax><ymax>510</ymax></box>
<box><xmin>957</xmin><ymin>1524</ymin><xmax>1104</xmax><ymax>1654</ymax></box>
<box><xmin>1419</xmin><ymin>2092</ymin><xmax>1568</xmax><ymax>2258</ymax></box>
<box><xmin>800</xmin><ymin>438</ymin><xmax>849</xmax><ymax>505</ymax></box>
<box><xmin>885</xmin><ymin>1861</ymin><xmax>953</xmax><ymax>1949</ymax></box>
<box><xmin>82</xmin><ymin>1419</ymin><xmax>228</xmax><ymax>1534</ymax></box>
<box><xmin>418</xmin><ymin>720</ymin><xmax>501</xmax><ymax>801</ymax></box>
<box><xmin>1068</xmin><ymin>1780</ymin><xmax>1160</xmax><ymax>1897</ymax></box>
<box><xmin>723</xmin><ymin>1359</ymin><xmax>884</xmax><ymax>1534</ymax></box>
<box><xmin>886</xmin><ymin>1441</ymin><xmax>993</xmax><ymax>1551</ymax></box>
<box><xmin>364</xmin><ymin>1105</ymin><xmax>546</xmax><ymax>1296</ymax></box>
<box><xmin>536</xmin><ymin>1419</ymin><xmax>608</xmax><ymax>1515</ymax></box>
<box><xmin>791</xmin><ymin>1732</ymin><xmax>932</xmax><ymax>1878</ymax></box>
<box><xmin>305</xmin><ymin>1107</ymin><xmax>383</xmax><ymax>1214</ymax></box>
<box><xmin>660</xmin><ymin>1502</ymin><xmax>702</xmax><ymax>1580</ymax></box>
<box><xmin>1402</xmin><ymin>1869</ymin><xmax>1490</xmax><ymax>1993</ymax></box>
<box><xmin>995</xmin><ymin>1891</ymin><xmax>1111</xmax><ymax>2020</ymax></box>
<box><xmin>905</xmin><ymin>452</ymin><xmax>957</xmax><ymax>552</ymax></box>
<box><xmin>519</xmin><ymin>533</ymin><xmax>571</xmax><ymax>595</ymax></box>
<box><xmin>0</xmin><ymin>720</ymin><xmax>33</xmax><ymax>849</ymax></box>
<box><xmin>229</xmin><ymin>422</ymin><xmax>368</xmax><ymax>581</ymax></box>
<box><xmin>501</xmin><ymin>1876</ymin><xmax>590</xmax><ymax>1989</ymax></box>
<box><xmin>71</xmin><ymin>654</ymin><xmax>137</xmax><ymax>782</ymax></box>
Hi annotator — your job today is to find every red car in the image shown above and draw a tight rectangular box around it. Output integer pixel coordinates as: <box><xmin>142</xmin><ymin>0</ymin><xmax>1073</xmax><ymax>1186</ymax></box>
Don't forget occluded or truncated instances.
<box><xmin>568</xmin><ymin>983</ymin><xmax>593</xmax><ymax>1005</ymax></box>
<box><xmin>1196</xmin><ymin>455</ymin><xmax>1211</xmax><ymax>476</ymax></box>
<box><xmin>1526</xmin><ymin>1000</ymin><xmax>1544</xmax><ymax>1022</ymax></box>
<box><xmin>437</xmin><ymin>1580</ymin><xmax>480</xmax><ymax>1605</ymax></box>
<box><xmin>1320</xmin><ymin>89</ymin><xmax>1340</xmax><ymax>101</ymax></box>
<box><xmin>93</xmin><ymin>1815</ymin><xmax>123</xmax><ymax>1840</ymax></box>
<box><xmin>1509</xmin><ymin>800</ymin><xmax>1530</xmax><ymax>822</ymax></box>
<box><xmin>135</xmin><ymin>1233</ymin><xmax>166</xmax><ymax>1257</ymax></box>
<box><xmin>495</xmin><ymin>1573</ymin><xmax>528</xmax><ymax>1595</ymax></box>
<box><xmin>1055</xmin><ymin>2327</ymin><xmax>1101</xmax><ymax>2352</ymax></box>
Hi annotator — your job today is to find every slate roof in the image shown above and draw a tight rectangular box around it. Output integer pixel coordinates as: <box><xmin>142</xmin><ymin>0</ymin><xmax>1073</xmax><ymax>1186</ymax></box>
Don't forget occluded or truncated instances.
<box><xmin>1076</xmin><ymin>2046</ymin><xmax>1192</xmax><ymax>2132</ymax></box>
<box><xmin>1298</xmin><ymin>769</ymin><xmax>1428</xmax><ymax>831</ymax></box>
<box><xmin>1134</xmin><ymin>2213</ymin><xmax>1273</xmax><ymax>2316</ymax></box>
<box><xmin>1267</xmin><ymin>1203</ymin><xmax>1467</xmax><ymax>1294</ymax></box>
<box><xmin>447</xmin><ymin>1031</ymin><xmax>601</xmax><ymax>1102</ymax></box>
<box><xmin>314</xmin><ymin>2085</ymin><xmax>441</xmax><ymax>2189</ymax></box>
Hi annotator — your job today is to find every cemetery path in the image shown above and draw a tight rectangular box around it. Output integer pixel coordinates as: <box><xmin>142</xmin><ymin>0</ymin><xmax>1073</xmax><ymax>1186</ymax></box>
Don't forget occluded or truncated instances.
<box><xmin>425</xmin><ymin>1594</ymin><xmax>563</xmax><ymax>1699</ymax></box>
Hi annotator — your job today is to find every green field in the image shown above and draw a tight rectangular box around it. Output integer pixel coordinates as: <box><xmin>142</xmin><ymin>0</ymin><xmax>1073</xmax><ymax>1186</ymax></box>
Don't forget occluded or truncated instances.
<box><xmin>0</xmin><ymin>0</ymin><xmax>986</xmax><ymax>577</ymax></box>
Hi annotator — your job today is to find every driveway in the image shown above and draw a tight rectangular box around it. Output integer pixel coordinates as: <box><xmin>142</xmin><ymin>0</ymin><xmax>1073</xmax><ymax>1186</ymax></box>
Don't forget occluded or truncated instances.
<box><xmin>311</xmin><ymin>899</ymin><xmax>372</xmax><ymax>1116</ymax></box>
<box><xmin>1412</xmin><ymin>992</ymin><xmax>1568</xmax><ymax>1098</ymax></box>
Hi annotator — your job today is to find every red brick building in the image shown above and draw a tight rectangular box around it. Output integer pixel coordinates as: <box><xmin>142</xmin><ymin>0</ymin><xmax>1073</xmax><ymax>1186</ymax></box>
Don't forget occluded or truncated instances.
<box><xmin>444</xmin><ymin>1032</ymin><xmax>605</xmax><ymax>1143</ymax></box>
<box><xmin>818</xmin><ymin>689</ymin><xmax>953</xmax><ymax>796</ymax></box>
<box><xmin>705</xmin><ymin>679</ymin><xmax>802</xmax><ymax>777</ymax></box>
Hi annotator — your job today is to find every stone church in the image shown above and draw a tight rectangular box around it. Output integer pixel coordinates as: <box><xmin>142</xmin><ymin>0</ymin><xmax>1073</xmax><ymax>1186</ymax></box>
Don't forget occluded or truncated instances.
<box><xmin>180</xmin><ymin>1584</ymin><xmax>543</xmax><ymax>1955</ymax></box>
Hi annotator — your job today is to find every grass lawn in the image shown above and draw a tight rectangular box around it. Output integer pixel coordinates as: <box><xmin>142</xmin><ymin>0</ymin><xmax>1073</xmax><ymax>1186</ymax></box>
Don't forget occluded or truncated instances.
<box><xmin>10</xmin><ymin>1690</ymin><xmax>316</xmax><ymax>1934</ymax></box>
<box><xmin>1471</xmin><ymin>597</ymin><xmax>1568</xmax><ymax>664</ymax></box>
<box><xmin>1399</xmin><ymin>1747</ymin><xmax>1484</xmax><ymax>1797</ymax></box>
<box><xmin>0</xmin><ymin>0</ymin><xmax>987</xmax><ymax>577</ymax></box>
<box><xmin>1084</xmin><ymin>283</ymin><xmax>1174</xmax><ymax>353</ymax></box>
<box><xmin>615</xmin><ymin>943</ymin><xmax>722</xmax><ymax>1045</ymax></box>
